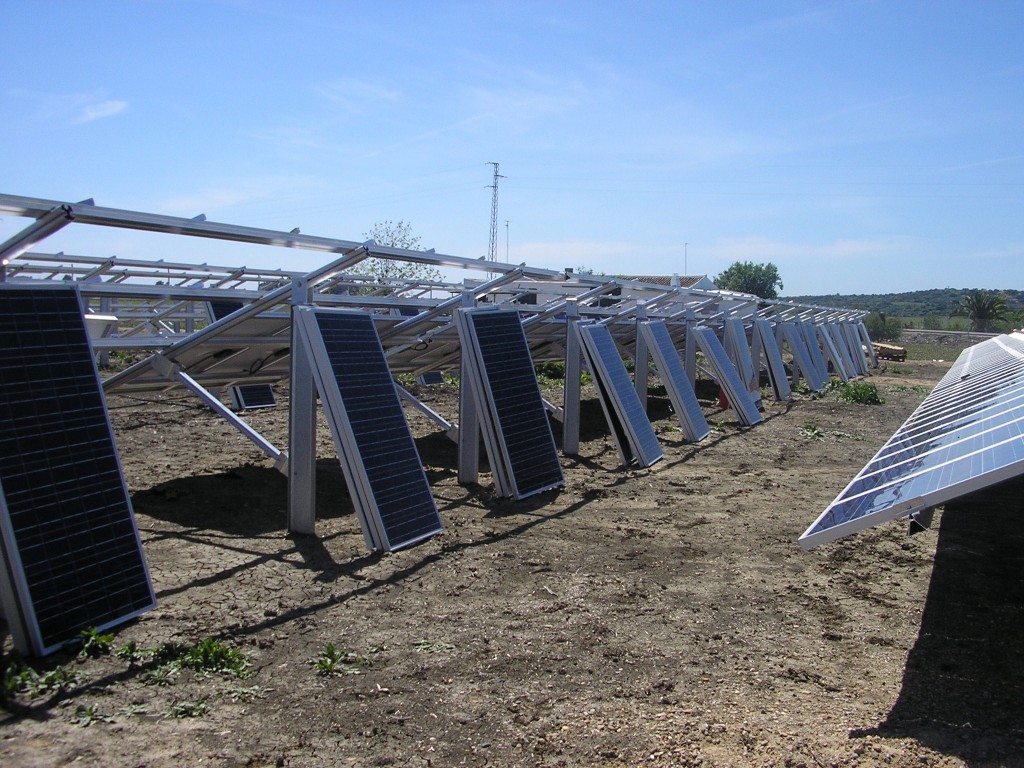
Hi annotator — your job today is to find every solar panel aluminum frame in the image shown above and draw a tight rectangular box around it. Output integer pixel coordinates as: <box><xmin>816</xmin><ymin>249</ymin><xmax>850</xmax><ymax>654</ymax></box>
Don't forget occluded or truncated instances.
<box><xmin>799</xmin><ymin>333</ymin><xmax>1024</xmax><ymax>549</ymax></box>
<box><xmin>796</xmin><ymin>321</ymin><xmax>830</xmax><ymax>383</ymax></box>
<box><xmin>292</xmin><ymin>306</ymin><xmax>443</xmax><ymax>552</ymax></box>
<box><xmin>640</xmin><ymin>320</ymin><xmax>710</xmax><ymax>443</ymax></box>
<box><xmin>576</xmin><ymin>321</ymin><xmax>664</xmax><ymax>467</ymax></box>
<box><xmin>0</xmin><ymin>283</ymin><xmax>156</xmax><ymax>656</ymax></box>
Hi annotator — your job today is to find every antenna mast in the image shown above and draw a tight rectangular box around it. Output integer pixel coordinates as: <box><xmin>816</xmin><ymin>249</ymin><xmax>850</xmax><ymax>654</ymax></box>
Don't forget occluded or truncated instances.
<box><xmin>486</xmin><ymin>162</ymin><xmax>505</xmax><ymax>262</ymax></box>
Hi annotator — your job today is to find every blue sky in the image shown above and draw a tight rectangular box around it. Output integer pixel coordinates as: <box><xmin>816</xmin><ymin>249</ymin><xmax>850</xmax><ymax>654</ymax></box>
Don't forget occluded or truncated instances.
<box><xmin>2</xmin><ymin>0</ymin><xmax>1022</xmax><ymax>296</ymax></box>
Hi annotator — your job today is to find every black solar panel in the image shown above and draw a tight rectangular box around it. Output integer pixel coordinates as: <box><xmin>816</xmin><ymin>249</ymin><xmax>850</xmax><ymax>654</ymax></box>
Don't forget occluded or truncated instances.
<box><xmin>577</xmin><ymin>323</ymin><xmax>664</xmax><ymax>467</ymax></box>
<box><xmin>0</xmin><ymin>285</ymin><xmax>155</xmax><ymax>655</ymax></box>
<box><xmin>305</xmin><ymin>309</ymin><xmax>443</xmax><ymax>551</ymax></box>
<box><xmin>462</xmin><ymin>310</ymin><xmax>564</xmax><ymax>498</ymax></box>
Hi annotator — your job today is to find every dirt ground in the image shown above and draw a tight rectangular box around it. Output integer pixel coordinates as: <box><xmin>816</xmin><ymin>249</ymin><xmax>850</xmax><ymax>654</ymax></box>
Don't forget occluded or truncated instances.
<box><xmin>3</xmin><ymin>340</ymin><xmax>1024</xmax><ymax>767</ymax></box>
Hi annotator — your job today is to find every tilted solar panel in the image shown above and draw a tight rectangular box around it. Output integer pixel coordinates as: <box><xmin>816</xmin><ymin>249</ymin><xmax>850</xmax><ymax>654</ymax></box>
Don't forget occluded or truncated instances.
<box><xmin>692</xmin><ymin>327</ymin><xmax>762</xmax><ymax>427</ymax></box>
<box><xmin>753</xmin><ymin>319</ymin><xmax>792</xmax><ymax>401</ymax></box>
<box><xmin>800</xmin><ymin>332</ymin><xmax>1024</xmax><ymax>548</ymax></box>
<box><xmin>294</xmin><ymin>307</ymin><xmax>443</xmax><ymax>551</ymax></box>
<box><xmin>640</xmin><ymin>320</ymin><xmax>710</xmax><ymax>443</ymax></box>
<box><xmin>457</xmin><ymin>309</ymin><xmax>564</xmax><ymax>498</ymax></box>
<box><xmin>0</xmin><ymin>285</ymin><xmax>155</xmax><ymax>655</ymax></box>
<box><xmin>577</xmin><ymin>322</ymin><xmax>664</xmax><ymax>467</ymax></box>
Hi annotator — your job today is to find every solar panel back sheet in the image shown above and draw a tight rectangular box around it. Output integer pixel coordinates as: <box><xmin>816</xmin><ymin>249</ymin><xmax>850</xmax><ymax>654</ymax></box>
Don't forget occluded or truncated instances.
<box><xmin>800</xmin><ymin>332</ymin><xmax>1024</xmax><ymax>548</ymax></box>
<box><xmin>0</xmin><ymin>285</ymin><xmax>155</xmax><ymax>655</ymax></box>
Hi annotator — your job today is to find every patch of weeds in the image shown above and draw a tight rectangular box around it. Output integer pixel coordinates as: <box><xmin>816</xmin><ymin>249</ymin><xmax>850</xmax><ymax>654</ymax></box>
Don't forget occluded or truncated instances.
<box><xmin>78</xmin><ymin>627</ymin><xmax>114</xmax><ymax>659</ymax></box>
<box><xmin>116</xmin><ymin>640</ymin><xmax>146</xmax><ymax>667</ymax></box>
<box><xmin>178</xmin><ymin>638</ymin><xmax>250</xmax><ymax>678</ymax></box>
<box><xmin>888</xmin><ymin>366</ymin><xmax>915</xmax><ymax>375</ymax></box>
<box><xmin>140</xmin><ymin>638</ymin><xmax>250</xmax><ymax>684</ymax></box>
<box><xmin>227</xmin><ymin>684</ymin><xmax>271</xmax><ymax>702</ymax></box>
<box><xmin>709</xmin><ymin>420</ymin><xmax>727</xmax><ymax>434</ymax></box>
<box><xmin>142</xmin><ymin>666</ymin><xmax>178</xmax><ymax>687</ymax></box>
<box><xmin>835</xmin><ymin>381</ymin><xmax>883</xmax><ymax>405</ymax></box>
<box><xmin>72</xmin><ymin>703</ymin><xmax>114</xmax><ymax>727</ymax></box>
<box><xmin>800</xmin><ymin>424</ymin><xmax>825</xmax><ymax>441</ymax></box>
<box><xmin>166</xmin><ymin>699</ymin><xmax>209</xmax><ymax>718</ymax></box>
<box><xmin>4</xmin><ymin>661</ymin><xmax>84</xmax><ymax>698</ymax></box>
<box><xmin>312</xmin><ymin>643</ymin><xmax>377</xmax><ymax>677</ymax></box>
<box><xmin>413</xmin><ymin>640</ymin><xmax>457</xmax><ymax>654</ymax></box>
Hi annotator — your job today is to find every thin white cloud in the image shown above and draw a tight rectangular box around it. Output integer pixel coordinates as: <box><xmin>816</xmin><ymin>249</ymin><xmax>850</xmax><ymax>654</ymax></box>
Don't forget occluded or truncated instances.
<box><xmin>155</xmin><ymin>176</ymin><xmax>322</xmax><ymax>218</ymax></box>
<box><xmin>73</xmin><ymin>99</ymin><xmax>128</xmax><ymax>124</ymax></box>
<box><xmin>311</xmin><ymin>78</ymin><xmax>400</xmax><ymax>115</ymax></box>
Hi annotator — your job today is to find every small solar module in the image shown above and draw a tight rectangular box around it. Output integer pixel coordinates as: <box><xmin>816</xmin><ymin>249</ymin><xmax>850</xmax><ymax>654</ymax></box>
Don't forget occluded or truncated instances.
<box><xmin>293</xmin><ymin>307</ymin><xmax>443</xmax><ymax>551</ymax></box>
<box><xmin>455</xmin><ymin>308</ymin><xmax>564</xmax><ymax>498</ymax></box>
<box><xmin>0</xmin><ymin>285</ymin><xmax>155</xmax><ymax>656</ymax></box>
<box><xmin>800</xmin><ymin>332</ymin><xmax>1024</xmax><ymax>549</ymax></box>
<box><xmin>692</xmin><ymin>327</ymin><xmax>763</xmax><ymax>427</ymax></box>
<box><xmin>576</xmin><ymin>322</ymin><xmax>664</xmax><ymax>467</ymax></box>
<box><xmin>640</xmin><ymin>320</ymin><xmax>710</xmax><ymax>443</ymax></box>
<box><xmin>207</xmin><ymin>300</ymin><xmax>277</xmax><ymax>410</ymax></box>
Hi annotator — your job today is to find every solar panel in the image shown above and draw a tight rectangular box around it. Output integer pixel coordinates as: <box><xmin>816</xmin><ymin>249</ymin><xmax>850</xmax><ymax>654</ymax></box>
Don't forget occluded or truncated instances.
<box><xmin>692</xmin><ymin>326</ymin><xmax>762</xmax><ymax>426</ymax></box>
<box><xmin>797</xmin><ymin>321</ymin><xmax>830</xmax><ymax>383</ymax></box>
<box><xmin>779</xmin><ymin>322</ymin><xmax>825</xmax><ymax>392</ymax></box>
<box><xmin>816</xmin><ymin>323</ymin><xmax>850</xmax><ymax>382</ymax></box>
<box><xmin>229</xmin><ymin>383</ymin><xmax>278</xmax><ymax>410</ymax></box>
<box><xmin>416</xmin><ymin>371</ymin><xmax>445</xmax><ymax>386</ymax></box>
<box><xmin>0</xmin><ymin>284</ymin><xmax>155</xmax><ymax>656</ymax></box>
<box><xmin>753</xmin><ymin>319</ymin><xmax>791</xmax><ymax>401</ymax></box>
<box><xmin>293</xmin><ymin>307</ymin><xmax>443</xmax><ymax>551</ymax></box>
<box><xmin>455</xmin><ymin>309</ymin><xmax>564</xmax><ymax>498</ymax></box>
<box><xmin>640</xmin><ymin>320</ymin><xmax>710</xmax><ymax>443</ymax></box>
<box><xmin>800</xmin><ymin>332</ymin><xmax>1024</xmax><ymax>549</ymax></box>
<box><xmin>724</xmin><ymin>318</ymin><xmax>758</xmax><ymax>396</ymax></box>
<box><xmin>207</xmin><ymin>300</ymin><xmax>277</xmax><ymax>410</ymax></box>
<box><xmin>577</xmin><ymin>322</ymin><xmax>664</xmax><ymax>467</ymax></box>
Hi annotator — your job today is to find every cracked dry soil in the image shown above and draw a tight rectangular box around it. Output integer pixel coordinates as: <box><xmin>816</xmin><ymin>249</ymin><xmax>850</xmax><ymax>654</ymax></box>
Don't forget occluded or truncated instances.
<box><xmin>3</xmin><ymin>354</ymin><xmax>1024</xmax><ymax>767</ymax></box>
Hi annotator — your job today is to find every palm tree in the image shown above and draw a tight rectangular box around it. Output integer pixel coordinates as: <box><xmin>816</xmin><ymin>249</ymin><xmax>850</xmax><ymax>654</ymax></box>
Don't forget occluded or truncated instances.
<box><xmin>951</xmin><ymin>291</ymin><xmax>1009</xmax><ymax>332</ymax></box>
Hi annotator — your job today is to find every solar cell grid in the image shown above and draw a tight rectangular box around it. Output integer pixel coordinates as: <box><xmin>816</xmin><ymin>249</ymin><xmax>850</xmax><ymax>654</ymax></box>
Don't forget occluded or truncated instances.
<box><xmin>462</xmin><ymin>310</ymin><xmax>564</xmax><ymax>497</ymax></box>
<box><xmin>0</xmin><ymin>286</ymin><xmax>155</xmax><ymax>655</ymax></box>
<box><xmin>577</xmin><ymin>322</ymin><xmax>663</xmax><ymax>467</ymax></box>
<box><xmin>641</xmin><ymin>320</ymin><xmax>709</xmax><ymax>443</ymax></box>
<box><xmin>693</xmin><ymin>327</ymin><xmax>762</xmax><ymax>426</ymax></box>
<box><xmin>310</xmin><ymin>310</ymin><xmax>443</xmax><ymax>550</ymax></box>
<box><xmin>800</xmin><ymin>332</ymin><xmax>1024</xmax><ymax>548</ymax></box>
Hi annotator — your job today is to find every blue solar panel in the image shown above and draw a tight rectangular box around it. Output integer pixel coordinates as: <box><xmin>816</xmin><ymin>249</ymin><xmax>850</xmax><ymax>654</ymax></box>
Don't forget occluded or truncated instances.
<box><xmin>298</xmin><ymin>308</ymin><xmax>443</xmax><ymax>551</ymax></box>
<box><xmin>754</xmin><ymin>319</ymin><xmax>791</xmax><ymax>401</ymax></box>
<box><xmin>460</xmin><ymin>310</ymin><xmax>564</xmax><ymax>498</ymax></box>
<box><xmin>0</xmin><ymin>285</ymin><xmax>155</xmax><ymax>655</ymax></box>
<box><xmin>800</xmin><ymin>333</ymin><xmax>1024</xmax><ymax>548</ymax></box>
<box><xmin>641</xmin><ymin>321</ymin><xmax>710</xmax><ymax>443</ymax></box>
<box><xmin>577</xmin><ymin>322</ymin><xmax>663</xmax><ymax>467</ymax></box>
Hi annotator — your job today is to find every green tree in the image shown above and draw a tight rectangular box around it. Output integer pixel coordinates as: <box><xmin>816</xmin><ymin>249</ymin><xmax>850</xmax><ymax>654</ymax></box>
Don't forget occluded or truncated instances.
<box><xmin>713</xmin><ymin>261</ymin><xmax>783</xmax><ymax>299</ymax></box>
<box><xmin>355</xmin><ymin>220</ymin><xmax>442</xmax><ymax>284</ymax></box>
<box><xmin>951</xmin><ymin>290</ymin><xmax>1008</xmax><ymax>332</ymax></box>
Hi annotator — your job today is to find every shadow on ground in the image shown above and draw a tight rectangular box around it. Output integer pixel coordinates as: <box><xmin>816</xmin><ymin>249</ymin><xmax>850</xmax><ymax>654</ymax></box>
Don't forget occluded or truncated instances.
<box><xmin>855</xmin><ymin>475</ymin><xmax>1024</xmax><ymax>765</ymax></box>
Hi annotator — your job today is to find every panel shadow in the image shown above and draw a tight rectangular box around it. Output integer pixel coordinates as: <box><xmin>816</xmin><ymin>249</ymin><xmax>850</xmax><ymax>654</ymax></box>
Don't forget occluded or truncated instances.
<box><xmin>863</xmin><ymin>475</ymin><xmax>1024</xmax><ymax>763</ymax></box>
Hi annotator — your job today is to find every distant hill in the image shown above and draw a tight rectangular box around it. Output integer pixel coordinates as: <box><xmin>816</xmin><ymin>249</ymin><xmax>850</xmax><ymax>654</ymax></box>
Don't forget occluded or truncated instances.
<box><xmin>782</xmin><ymin>288</ymin><xmax>1024</xmax><ymax>318</ymax></box>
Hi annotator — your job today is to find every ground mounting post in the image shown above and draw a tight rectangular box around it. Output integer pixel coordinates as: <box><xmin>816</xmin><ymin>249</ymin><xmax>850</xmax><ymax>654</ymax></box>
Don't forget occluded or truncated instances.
<box><xmin>288</xmin><ymin>278</ymin><xmax>317</xmax><ymax>535</ymax></box>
